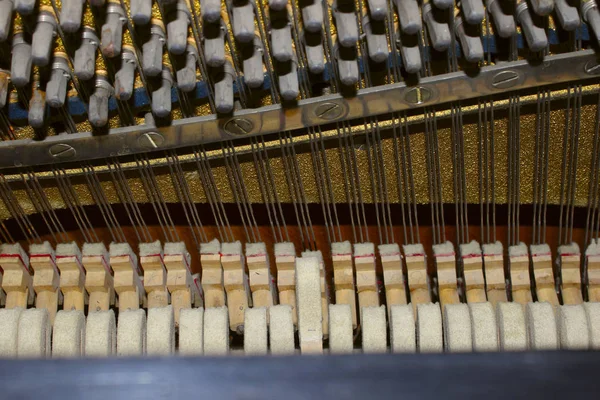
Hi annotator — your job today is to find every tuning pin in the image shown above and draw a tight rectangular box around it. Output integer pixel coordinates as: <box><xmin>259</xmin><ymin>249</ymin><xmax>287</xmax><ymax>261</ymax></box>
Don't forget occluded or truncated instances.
<box><xmin>14</xmin><ymin>0</ymin><xmax>35</xmax><ymax>15</ymax></box>
<box><xmin>485</xmin><ymin>0</ymin><xmax>515</xmax><ymax>38</ymax></box>
<box><xmin>555</xmin><ymin>0</ymin><xmax>580</xmax><ymax>31</ymax></box>
<box><xmin>167</xmin><ymin>0</ymin><xmax>191</xmax><ymax>55</ymax></box>
<box><xmin>177</xmin><ymin>40</ymin><xmax>199</xmax><ymax>92</ymax></box>
<box><xmin>101</xmin><ymin>2</ymin><xmax>126</xmax><ymax>57</ymax></box>
<box><xmin>29</xmin><ymin>76</ymin><xmax>46</xmax><ymax>129</ymax></box>
<box><xmin>516</xmin><ymin>0</ymin><xmax>547</xmax><ymax>52</ymax></box>
<box><xmin>423</xmin><ymin>1</ymin><xmax>451</xmax><ymax>51</ymax></box>
<box><xmin>201</xmin><ymin>0</ymin><xmax>222</xmax><ymax>23</ymax></box>
<box><xmin>302</xmin><ymin>0</ymin><xmax>324</xmax><ymax>32</ymax></box>
<box><xmin>32</xmin><ymin>7</ymin><xmax>57</xmax><ymax>67</ymax></box>
<box><xmin>394</xmin><ymin>0</ymin><xmax>422</xmax><ymax>35</ymax></box>
<box><xmin>232</xmin><ymin>1</ymin><xmax>255</xmax><ymax>43</ymax></box>
<box><xmin>335</xmin><ymin>44</ymin><xmax>358</xmax><ymax>86</ymax></box>
<box><xmin>0</xmin><ymin>70</ymin><xmax>9</xmax><ymax>109</ymax></box>
<box><xmin>271</xmin><ymin>21</ymin><xmax>293</xmax><ymax>62</ymax></box>
<box><xmin>131</xmin><ymin>0</ymin><xmax>152</xmax><ymax>25</ymax></box>
<box><xmin>204</xmin><ymin>23</ymin><xmax>225</xmax><ymax>67</ymax></box>
<box><xmin>74</xmin><ymin>27</ymin><xmax>99</xmax><ymax>80</ymax></box>
<box><xmin>304</xmin><ymin>31</ymin><xmax>325</xmax><ymax>74</ymax></box>
<box><xmin>114</xmin><ymin>45</ymin><xmax>137</xmax><ymax>101</ymax></box>
<box><xmin>362</xmin><ymin>15</ymin><xmax>388</xmax><ymax>63</ymax></box>
<box><xmin>269</xmin><ymin>0</ymin><xmax>287</xmax><ymax>10</ymax></box>
<box><xmin>0</xmin><ymin>0</ymin><xmax>13</xmax><ymax>42</ymax></box>
<box><xmin>432</xmin><ymin>0</ymin><xmax>453</xmax><ymax>10</ymax></box>
<box><xmin>582</xmin><ymin>0</ymin><xmax>600</xmax><ymax>42</ymax></box>
<box><xmin>46</xmin><ymin>53</ymin><xmax>71</xmax><ymax>108</ymax></box>
<box><xmin>214</xmin><ymin>60</ymin><xmax>234</xmax><ymax>113</ymax></box>
<box><xmin>278</xmin><ymin>57</ymin><xmax>299</xmax><ymax>100</ymax></box>
<box><xmin>143</xmin><ymin>20</ymin><xmax>166</xmax><ymax>76</ymax></box>
<box><xmin>367</xmin><ymin>0</ymin><xmax>387</xmax><ymax>20</ymax></box>
<box><xmin>11</xmin><ymin>32</ymin><xmax>32</xmax><ymax>88</ymax></box>
<box><xmin>529</xmin><ymin>0</ymin><xmax>554</xmax><ymax>16</ymax></box>
<box><xmin>89</xmin><ymin>0</ymin><xmax>106</xmax><ymax>6</ymax></box>
<box><xmin>460</xmin><ymin>0</ymin><xmax>484</xmax><ymax>25</ymax></box>
<box><xmin>152</xmin><ymin>66</ymin><xmax>173</xmax><ymax>118</ymax></box>
<box><xmin>89</xmin><ymin>72</ymin><xmax>113</xmax><ymax>128</ymax></box>
<box><xmin>243</xmin><ymin>36</ymin><xmax>265</xmax><ymax>88</ymax></box>
<box><xmin>455</xmin><ymin>15</ymin><xmax>483</xmax><ymax>63</ymax></box>
<box><xmin>396</xmin><ymin>31</ymin><xmax>421</xmax><ymax>73</ymax></box>
<box><xmin>332</xmin><ymin>2</ymin><xmax>359</xmax><ymax>47</ymax></box>
<box><xmin>60</xmin><ymin>0</ymin><xmax>85</xmax><ymax>33</ymax></box>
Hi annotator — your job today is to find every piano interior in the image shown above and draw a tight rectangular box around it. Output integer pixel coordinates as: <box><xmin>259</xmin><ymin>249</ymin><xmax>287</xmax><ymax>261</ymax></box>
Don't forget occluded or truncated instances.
<box><xmin>0</xmin><ymin>0</ymin><xmax>599</xmax><ymax>368</ymax></box>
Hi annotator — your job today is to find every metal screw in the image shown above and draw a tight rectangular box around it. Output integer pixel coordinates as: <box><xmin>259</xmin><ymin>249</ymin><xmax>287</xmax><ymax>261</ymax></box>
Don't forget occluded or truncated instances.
<box><xmin>585</xmin><ymin>60</ymin><xmax>600</xmax><ymax>75</ymax></box>
<box><xmin>314</xmin><ymin>101</ymin><xmax>343</xmax><ymax>120</ymax></box>
<box><xmin>48</xmin><ymin>143</ymin><xmax>76</xmax><ymax>159</ymax></box>
<box><xmin>223</xmin><ymin>118</ymin><xmax>253</xmax><ymax>135</ymax></box>
<box><xmin>404</xmin><ymin>86</ymin><xmax>432</xmax><ymax>105</ymax></box>
<box><xmin>491</xmin><ymin>70</ymin><xmax>520</xmax><ymax>89</ymax></box>
<box><xmin>137</xmin><ymin>132</ymin><xmax>164</xmax><ymax>149</ymax></box>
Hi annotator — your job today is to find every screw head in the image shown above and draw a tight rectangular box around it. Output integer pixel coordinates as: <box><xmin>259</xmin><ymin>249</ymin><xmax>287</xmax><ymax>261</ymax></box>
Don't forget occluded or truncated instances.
<box><xmin>137</xmin><ymin>132</ymin><xmax>164</xmax><ymax>149</ymax></box>
<box><xmin>404</xmin><ymin>86</ymin><xmax>432</xmax><ymax>105</ymax></box>
<box><xmin>314</xmin><ymin>101</ymin><xmax>343</xmax><ymax>120</ymax></box>
<box><xmin>223</xmin><ymin>118</ymin><xmax>253</xmax><ymax>135</ymax></box>
<box><xmin>48</xmin><ymin>143</ymin><xmax>76</xmax><ymax>159</ymax></box>
<box><xmin>491</xmin><ymin>70</ymin><xmax>520</xmax><ymax>89</ymax></box>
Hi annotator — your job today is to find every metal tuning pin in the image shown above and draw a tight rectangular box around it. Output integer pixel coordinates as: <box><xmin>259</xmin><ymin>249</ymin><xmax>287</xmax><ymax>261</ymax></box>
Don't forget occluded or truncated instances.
<box><xmin>459</xmin><ymin>0</ymin><xmax>484</xmax><ymax>25</ymax></box>
<box><xmin>277</xmin><ymin>55</ymin><xmax>299</xmax><ymax>101</ymax></box>
<box><xmin>203</xmin><ymin>21</ymin><xmax>226</xmax><ymax>67</ymax></box>
<box><xmin>0</xmin><ymin>0</ymin><xmax>13</xmax><ymax>42</ymax></box>
<box><xmin>331</xmin><ymin>0</ymin><xmax>359</xmax><ymax>48</ymax></box>
<box><xmin>455</xmin><ymin>14</ymin><xmax>483</xmax><ymax>63</ymax></box>
<box><xmin>423</xmin><ymin>1</ymin><xmax>451</xmax><ymax>51</ymax></box>
<box><xmin>214</xmin><ymin>60</ymin><xmax>235</xmax><ymax>113</ymax></box>
<box><xmin>582</xmin><ymin>0</ymin><xmax>600</xmax><ymax>42</ymax></box>
<box><xmin>152</xmin><ymin>65</ymin><xmax>173</xmax><ymax>118</ymax></box>
<box><xmin>143</xmin><ymin>19</ymin><xmax>166</xmax><ymax>77</ymax></box>
<box><xmin>269</xmin><ymin>0</ymin><xmax>287</xmax><ymax>11</ymax></box>
<box><xmin>32</xmin><ymin>6</ymin><xmax>57</xmax><ymax>67</ymax></box>
<box><xmin>394</xmin><ymin>0</ymin><xmax>422</xmax><ymax>35</ymax></box>
<box><xmin>29</xmin><ymin>75</ymin><xmax>46</xmax><ymax>129</ymax></box>
<box><xmin>301</xmin><ymin>0</ymin><xmax>324</xmax><ymax>33</ymax></box>
<box><xmin>89</xmin><ymin>72</ymin><xmax>113</xmax><ymax>128</ymax></box>
<box><xmin>432</xmin><ymin>0</ymin><xmax>453</xmax><ymax>10</ymax></box>
<box><xmin>11</xmin><ymin>32</ymin><xmax>32</xmax><ymax>88</ymax></box>
<box><xmin>396</xmin><ymin>29</ymin><xmax>421</xmax><ymax>73</ymax></box>
<box><xmin>484</xmin><ymin>0</ymin><xmax>515</xmax><ymax>38</ymax></box>
<box><xmin>529</xmin><ymin>0</ymin><xmax>554</xmax><ymax>16</ymax></box>
<box><xmin>232</xmin><ymin>0</ymin><xmax>256</xmax><ymax>43</ymax></box>
<box><xmin>335</xmin><ymin>42</ymin><xmax>358</xmax><ymax>86</ymax></box>
<box><xmin>200</xmin><ymin>0</ymin><xmax>222</xmax><ymax>23</ymax></box>
<box><xmin>75</xmin><ymin>27</ymin><xmax>99</xmax><ymax>81</ymax></box>
<box><xmin>271</xmin><ymin>8</ymin><xmax>293</xmax><ymax>62</ymax></box>
<box><xmin>114</xmin><ymin>45</ymin><xmax>137</xmax><ymax>101</ymax></box>
<box><xmin>177</xmin><ymin>40</ymin><xmax>199</xmax><ymax>92</ymax></box>
<box><xmin>167</xmin><ymin>0</ymin><xmax>191</xmax><ymax>55</ymax></box>
<box><xmin>14</xmin><ymin>0</ymin><xmax>35</xmax><ymax>15</ymax></box>
<box><xmin>516</xmin><ymin>0</ymin><xmax>548</xmax><ymax>52</ymax></box>
<box><xmin>304</xmin><ymin>31</ymin><xmax>325</xmax><ymax>74</ymax></box>
<box><xmin>0</xmin><ymin>70</ymin><xmax>9</xmax><ymax>109</ymax></box>
<box><xmin>46</xmin><ymin>53</ymin><xmax>71</xmax><ymax>108</ymax></box>
<box><xmin>554</xmin><ymin>0</ymin><xmax>580</xmax><ymax>31</ymax></box>
<box><xmin>101</xmin><ymin>1</ymin><xmax>126</xmax><ymax>58</ymax></box>
<box><xmin>60</xmin><ymin>0</ymin><xmax>85</xmax><ymax>33</ymax></box>
<box><xmin>243</xmin><ymin>35</ymin><xmax>265</xmax><ymax>88</ymax></box>
<box><xmin>131</xmin><ymin>0</ymin><xmax>152</xmax><ymax>25</ymax></box>
<box><xmin>367</xmin><ymin>0</ymin><xmax>387</xmax><ymax>21</ymax></box>
<box><xmin>362</xmin><ymin>14</ymin><xmax>388</xmax><ymax>63</ymax></box>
